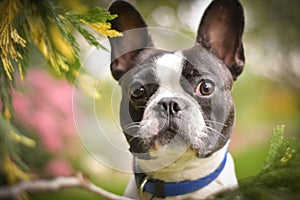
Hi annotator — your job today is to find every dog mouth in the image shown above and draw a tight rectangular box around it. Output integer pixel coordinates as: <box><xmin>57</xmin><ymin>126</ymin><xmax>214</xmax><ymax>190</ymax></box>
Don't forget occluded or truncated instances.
<box><xmin>128</xmin><ymin>125</ymin><xmax>219</xmax><ymax>160</ymax></box>
<box><xmin>126</xmin><ymin>115</ymin><xmax>222</xmax><ymax>159</ymax></box>
<box><xmin>129</xmin><ymin>125</ymin><xmax>192</xmax><ymax>160</ymax></box>
<box><xmin>127</xmin><ymin>122</ymin><xmax>180</xmax><ymax>157</ymax></box>
<box><xmin>128</xmin><ymin>128</ymin><xmax>178</xmax><ymax>151</ymax></box>
<box><xmin>155</xmin><ymin>129</ymin><xmax>177</xmax><ymax>146</ymax></box>
<box><xmin>155</xmin><ymin>121</ymin><xmax>179</xmax><ymax>146</ymax></box>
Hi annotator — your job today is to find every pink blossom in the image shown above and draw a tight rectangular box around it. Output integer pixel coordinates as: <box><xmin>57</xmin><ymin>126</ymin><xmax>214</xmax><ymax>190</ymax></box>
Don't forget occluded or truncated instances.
<box><xmin>13</xmin><ymin>69</ymin><xmax>77</xmax><ymax>152</ymax></box>
<box><xmin>46</xmin><ymin>159</ymin><xmax>73</xmax><ymax>176</ymax></box>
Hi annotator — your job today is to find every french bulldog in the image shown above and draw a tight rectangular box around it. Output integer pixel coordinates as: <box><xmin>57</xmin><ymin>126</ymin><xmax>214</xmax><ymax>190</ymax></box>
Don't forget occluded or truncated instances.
<box><xmin>108</xmin><ymin>0</ymin><xmax>245</xmax><ymax>199</ymax></box>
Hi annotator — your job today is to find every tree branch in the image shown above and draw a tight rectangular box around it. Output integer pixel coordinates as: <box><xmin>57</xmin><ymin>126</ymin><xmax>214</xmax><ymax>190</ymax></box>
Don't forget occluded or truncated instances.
<box><xmin>0</xmin><ymin>172</ymin><xmax>134</xmax><ymax>200</ymax></box>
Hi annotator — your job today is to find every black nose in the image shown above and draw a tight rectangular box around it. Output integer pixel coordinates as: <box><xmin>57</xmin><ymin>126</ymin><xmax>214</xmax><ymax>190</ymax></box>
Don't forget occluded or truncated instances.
<box><xmin>158</xmin><ymin>97</ymin><xmax>183</xmax><ymax>115</ymax></box>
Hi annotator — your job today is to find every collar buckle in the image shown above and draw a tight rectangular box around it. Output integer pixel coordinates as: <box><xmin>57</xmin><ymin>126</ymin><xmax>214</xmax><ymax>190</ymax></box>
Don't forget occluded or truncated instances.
<box><xmin>139</xmin><ymin>175</ymin><xmax>149</xmax><ymax>199</ymax></box>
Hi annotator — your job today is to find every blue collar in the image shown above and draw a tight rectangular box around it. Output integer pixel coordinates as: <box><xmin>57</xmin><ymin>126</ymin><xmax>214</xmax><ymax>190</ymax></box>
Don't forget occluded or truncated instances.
<box><xmin>134</xmin><ymin>151</ymin><xmax>228</xmax><ymax>198</ymax></box>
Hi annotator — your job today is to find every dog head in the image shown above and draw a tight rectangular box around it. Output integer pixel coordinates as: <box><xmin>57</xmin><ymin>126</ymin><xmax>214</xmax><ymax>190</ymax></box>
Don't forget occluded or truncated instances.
<box><xmin>108</xmin><ymin>0</ymin><xmax>244</xmax><ymax>164</ymax></box>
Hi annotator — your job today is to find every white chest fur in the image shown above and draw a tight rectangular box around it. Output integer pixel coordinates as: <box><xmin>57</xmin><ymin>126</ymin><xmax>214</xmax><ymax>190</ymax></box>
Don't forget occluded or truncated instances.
<box><xmin>124</xmin><ymin>143</ymin><xmax>238</xmax><ymax>199</ymax></box>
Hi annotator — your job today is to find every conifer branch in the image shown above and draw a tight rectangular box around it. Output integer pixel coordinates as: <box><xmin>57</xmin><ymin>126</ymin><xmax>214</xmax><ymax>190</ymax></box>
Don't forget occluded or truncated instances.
<box><xmin>0</xmin><ymin>172</ymin><xmax>133</xmax><ymax>200</ymax></box>
<box><xmin>0</xmin><ymin>0</ymin><xmax>121</xmax><ymax>183</ymax></box>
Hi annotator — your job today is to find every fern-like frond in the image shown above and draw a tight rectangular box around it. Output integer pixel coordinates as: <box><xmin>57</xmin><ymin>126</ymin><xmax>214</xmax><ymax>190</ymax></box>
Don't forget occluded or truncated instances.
<box><xmin>217</xmin><ymin>125</ymin><xmax>300</xmax><ymax>199</ymax></box>
<box><xmin>0</xmin><ymin>0</ymin><xmax>120</xmax><ymax>184</ymax></box>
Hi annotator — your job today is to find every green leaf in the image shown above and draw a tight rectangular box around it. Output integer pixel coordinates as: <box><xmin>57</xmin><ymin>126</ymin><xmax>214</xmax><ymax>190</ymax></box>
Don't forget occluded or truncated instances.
<box><xmin>262</xmin><ymin>125</ymin><xmax>287</xmax><ymax>170</ymax></box>
<box><xmin>216</xmin><ymin>125</ymin><xmax>300</xmax><ymax>199</ymax></box>
<box><xmin>77</xmin><ymin>7</ymin><xmax>118</xmax><ymax>23</ymax></box>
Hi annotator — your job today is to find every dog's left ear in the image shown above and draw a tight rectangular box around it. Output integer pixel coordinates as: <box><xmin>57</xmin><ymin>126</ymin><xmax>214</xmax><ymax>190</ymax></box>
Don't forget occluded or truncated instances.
<box><xmin>197</xmin><ymin>0</ymin><xmax>245</xmax><ymax>80</ymax></box>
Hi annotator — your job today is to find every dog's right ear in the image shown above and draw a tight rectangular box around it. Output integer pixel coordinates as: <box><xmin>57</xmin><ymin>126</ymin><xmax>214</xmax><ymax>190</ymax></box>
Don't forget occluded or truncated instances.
<box><xmin>108</xmin><ymin>1</ymin><xmax>153</xmax><ymax>80</ymax></box>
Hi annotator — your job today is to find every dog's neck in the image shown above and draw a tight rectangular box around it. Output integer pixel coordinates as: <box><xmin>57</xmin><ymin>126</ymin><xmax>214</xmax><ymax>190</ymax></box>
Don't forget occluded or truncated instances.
<box><xmin>136</xmin><ymin>142</ymin><xmax>229</xmax><ymax>182</ymax></box>
<box><xmin>131</xmin><ymin>142</ymin><xmax>237</xmax><ymax>199</ymax></box>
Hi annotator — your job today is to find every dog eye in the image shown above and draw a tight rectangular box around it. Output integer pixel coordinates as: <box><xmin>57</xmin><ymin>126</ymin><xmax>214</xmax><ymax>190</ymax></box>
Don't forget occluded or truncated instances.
<box><xmin>130</xmin><ymin>85</ymin><xmax>146</xmax><ymax>98</ymax></box>
<box><xmin>196</xmin><ymin>80</ymin><xmax>215</xmax><ymax>96</ymax></box>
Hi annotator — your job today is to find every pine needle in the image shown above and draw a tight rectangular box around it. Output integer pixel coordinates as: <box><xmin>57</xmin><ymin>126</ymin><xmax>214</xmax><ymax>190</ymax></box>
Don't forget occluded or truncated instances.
<box><xmin>0</xmin><ymin>0</ymin><xmax>121</xmax><ymax>184</ymax></box>
<box><xmin>216</xmin><ymin>125</ymin><xmax>300</xmax><ymax>199</ymax></box>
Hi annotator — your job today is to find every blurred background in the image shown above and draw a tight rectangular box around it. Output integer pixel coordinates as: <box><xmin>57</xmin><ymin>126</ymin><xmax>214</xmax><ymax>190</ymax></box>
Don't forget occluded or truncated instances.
<box><xmin>11</xmin><ymin>0</ymin><xmax>300</xmax><ymax>199</ymax></box>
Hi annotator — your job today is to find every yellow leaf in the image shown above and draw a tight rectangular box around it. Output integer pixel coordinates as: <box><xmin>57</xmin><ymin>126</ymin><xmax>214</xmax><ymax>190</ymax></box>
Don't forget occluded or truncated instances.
<box><xmin>0</xmin><ymin>0</ymin><xmax>26</xmax><ymax>81</ymax></box>
<box><xmin>4</xmin><ymin>156</ymin><xmax>32</xmax><ymax>183</ymax></box>
<box><xmin>49</xmin><ymin>24</ymin><xmax>76</xmax><ymax>64</ymax></box>
<box><xmin>77</xmin><ymin>72</ymin><xmax>101</xmax><ymax>99</ymax></box>
<box><xmin>81</xmin><ymin>20</ymin><xmax>122</xmax><ymax>38</ymax></box>
<box><xmin>57</xmin><ymin>55</ymin><xmax>70</xmax><ymax>72</ymax></box>
<box><xmin>8</xmin><ymin>131</ymin><xmax>36</xmax><ymax>148</ymax></box>
<box><xmin>4</xmin><ymin>107</ymin><xmax>11</xmax><ymax>121</ymax></box>
<box><xmin>25</xmin><ymin>13</ymin><xmax>49</xmax><ymax>59</ymax></box>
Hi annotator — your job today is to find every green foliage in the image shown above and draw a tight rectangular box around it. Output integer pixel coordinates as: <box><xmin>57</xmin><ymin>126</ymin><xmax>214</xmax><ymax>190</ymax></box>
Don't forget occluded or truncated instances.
<box><xmin>65</xmin><ymin>7</ymin><xmax>119</xmax><ymax>50</ymax></box>
<box><xmin>217</xmin><ymin>125</ymin><xmax>300</xmax><ymax>199</ymax></box>
<box><xmin>0</xmin><ymin>0</ymin><xmax>120</xmax><ymax>183</ymax></box>
<box><xmin>76</xmin><ymin>7</ymin><xmax>117</xmax><ymax>24</ymax></box>
<box><xmin>0</xmin><ymin>0</ymin><xmax>120</xmax><ymax>118</ymax></box>
<box><xmin>0</xmin><ymin>118</ymin><xmax>34</xmax><ymax>183</ymax></box>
